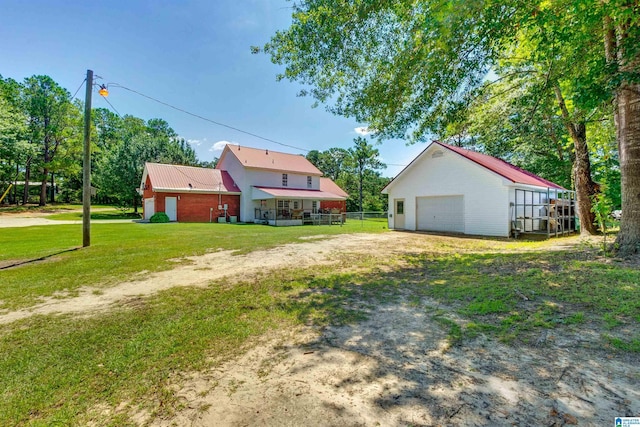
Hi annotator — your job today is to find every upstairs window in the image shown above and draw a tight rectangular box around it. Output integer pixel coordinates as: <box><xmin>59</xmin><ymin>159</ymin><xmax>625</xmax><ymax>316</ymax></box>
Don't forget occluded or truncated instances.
<box><xmin>282</xmin><ymin>173</ymin><xmax>288</xmax><ymax>187</ymax></box>
<box><xmin>307</xmin><ymin>176</ymin><xmax>312</xmax><ymax>188</ymax></box>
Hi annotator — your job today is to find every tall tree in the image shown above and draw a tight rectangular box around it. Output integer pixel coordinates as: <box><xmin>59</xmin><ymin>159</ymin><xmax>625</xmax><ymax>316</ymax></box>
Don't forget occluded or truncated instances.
<box><xmin>0</xmin><ymin>77</ymin><xmax>28</xmax><ymax>204</ymax></box>
<box><xmin>306</xmin><ymin>147</ymin><xmax>350</xmax><ymax>181</ymax></box>
<box><xmin>603</xmin><ymin>2</ymin><xmax>640</xmax><ymax>255</ymax></box>
<box><xmin>262</xmin><ymin>0</ymin><xmax>640</xmax><ymax>252</ymax></box>
<box><xmin>21</xmin><ymin>75</ymin><xmax>80</xmax><ymax>206</ymax></box>
<box><xmin>348</xmin><ymin>137</ymin><xmax>385</xmax><ymax>212</ymax></box>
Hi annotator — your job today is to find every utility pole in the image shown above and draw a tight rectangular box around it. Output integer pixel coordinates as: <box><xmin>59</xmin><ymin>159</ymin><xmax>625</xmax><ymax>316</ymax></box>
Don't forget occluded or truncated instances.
<box><xmin>82</xmin><ymin>69</ymin><xmax>93</xmax><ymax>247</ymax></box>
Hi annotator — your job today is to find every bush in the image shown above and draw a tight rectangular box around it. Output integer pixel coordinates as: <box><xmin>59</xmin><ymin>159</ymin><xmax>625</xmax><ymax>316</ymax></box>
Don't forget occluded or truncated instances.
<box><xmin>149</xmin><ymin>212</ymin><xmax>170</xmax><ymax>223</ymax></box>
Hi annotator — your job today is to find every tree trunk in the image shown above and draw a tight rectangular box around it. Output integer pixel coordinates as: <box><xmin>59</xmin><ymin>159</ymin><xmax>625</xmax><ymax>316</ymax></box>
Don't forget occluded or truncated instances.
<box><xmin>572</xmin><ymin>123</ymin><xmax>598</xmax><ymax>235</ymax></box>
<box><xmin>614</xmin><ymin>82</ymin><xmax>640</xmax><ymax>255</ymax></box>
<box><xmin>49</xmin><ymin>172</ymin><xmax>55</xmax><ymax>204</ymax></box>
<box><xmin>39</xmin><ymin>168</ymin><xmax>49</xmax><ymax>206</ymax></box>
<box><xmin>552</xmin><ymin>84</ymin><xmax>598</xmax><ymax>235</ymax></box>
<box><xmin>23</xmin><ymin>160</ymin><xmax>31</xmax><ymax>205</ymax></box>
<box><xmin>358</xmin><ymin>169</ymin><xmax>363</xmax><ymax>212</ymax></box>
<box><xmin>608</xmin><ymin>12</ymin><xmax>640</xmax><ymax>256</ymax></box>
<box><xmin>14</xmin><ymin>163</ymin><xmax>18</xmax><ymax>205</ymax></box>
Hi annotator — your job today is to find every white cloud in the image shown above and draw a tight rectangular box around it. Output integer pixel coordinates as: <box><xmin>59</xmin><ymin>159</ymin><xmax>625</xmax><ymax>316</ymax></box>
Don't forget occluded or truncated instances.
<box><xmin>209</xmin><ymin>140</ymin><xmax>239</xmax><ymax>152</ymax></box>
<box><xmin>187</xmin><ymin>138</ymin><xmax>204</xmax><ymax>146</ymax></box>
<box><xmin>177</xmin><ymin>136</ymin><xmax>207</xmax><ymax>146</ymax></box>
<box><xmin>354</xmin><ymin>127</ymin><xmax>375</xmax><ymax>136</ymax></box>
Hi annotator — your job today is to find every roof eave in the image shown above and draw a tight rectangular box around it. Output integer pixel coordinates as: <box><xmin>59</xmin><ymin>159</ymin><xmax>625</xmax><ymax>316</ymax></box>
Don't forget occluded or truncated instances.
<box><xmin>152</xmin><ymin>187</ymin><xmax>242</xmax><ymax>195</ymax></box>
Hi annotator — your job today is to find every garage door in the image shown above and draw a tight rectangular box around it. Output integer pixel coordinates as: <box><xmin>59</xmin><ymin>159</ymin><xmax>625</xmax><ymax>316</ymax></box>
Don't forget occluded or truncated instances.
<box><xmin>416</xmin><ymin>196</ymin><xmax>464</xmax><ymax>233</ymax></box>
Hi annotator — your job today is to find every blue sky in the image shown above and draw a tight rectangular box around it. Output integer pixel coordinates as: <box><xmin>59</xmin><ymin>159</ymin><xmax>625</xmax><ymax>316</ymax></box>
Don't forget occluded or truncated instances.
<box><xmin>0</xmin><ymin>0</ymin><xmax>426</xmax><ymax>177</ymax></box>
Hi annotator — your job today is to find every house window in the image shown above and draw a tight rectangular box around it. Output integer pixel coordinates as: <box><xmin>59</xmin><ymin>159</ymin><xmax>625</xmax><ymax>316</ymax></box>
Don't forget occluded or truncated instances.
<box><xmin>396</xmin><ymin>200</ymin><xmax>404</xmax><ymax>215</ymax></box>
<box><xmin>293</xmin><ymin>201</ymin><xmax>299</xmax><ymax>209</ymax></box>
<box><xmin>282</xmin><ymin>173</ymin><xmax>288</xmax><ymax>187</ymax></box>
<box><xmin>307</xmin><ymin>176</ymin><xmax>312</xmax><ymax>188</ymax></box>
<box><xmin>312</xmin><ymin>201</ymin><xmax>318</xmax><ymax>213</ymax></box>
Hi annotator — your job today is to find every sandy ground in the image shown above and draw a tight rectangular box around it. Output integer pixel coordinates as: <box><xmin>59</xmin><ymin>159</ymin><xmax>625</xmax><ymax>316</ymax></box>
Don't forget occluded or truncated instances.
<box><xmin>0</xmin><ymin>215</ymin><xmax>136</xmax><ymax>228</ymax></box>
<box><xmin>153</xmin><ymin>309</ymin><xmax>639</xmax><ymax>427</ymax></box>
<box><xmin>2</xmin><ymin>225</ymin><xmax>638</xmax><ymax>426</ymax></box>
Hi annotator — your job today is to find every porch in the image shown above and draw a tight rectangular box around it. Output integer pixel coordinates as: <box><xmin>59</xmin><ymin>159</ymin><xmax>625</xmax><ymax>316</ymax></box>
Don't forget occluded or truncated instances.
<box><xmin>511</xmin><ymin>188</ymin><xmax>576</xmax><ymax>238</ymax></box>
<box><xmin>254</xmin><ymin>206</ymin><xmax>345</xmax><ymax>226</ymax></box>
<box><xmin>251</xmin><ymin>186</ymin><xmax>347</xmax><ymax>226</ymax></box>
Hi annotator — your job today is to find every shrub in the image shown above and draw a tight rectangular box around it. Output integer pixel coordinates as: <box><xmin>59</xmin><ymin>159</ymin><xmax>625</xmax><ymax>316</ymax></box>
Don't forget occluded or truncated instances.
<box><xmin>149</xmin><ymin>212</ymin><xmax>170</xmax><ymax>223</ymax></box>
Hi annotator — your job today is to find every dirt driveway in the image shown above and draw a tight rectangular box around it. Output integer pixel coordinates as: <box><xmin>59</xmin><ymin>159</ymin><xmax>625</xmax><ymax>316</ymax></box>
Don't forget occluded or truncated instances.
<box><xmin>3</xmin><ymin>231</ymin><xmax>638</xmax><ymax>426</ymax></box>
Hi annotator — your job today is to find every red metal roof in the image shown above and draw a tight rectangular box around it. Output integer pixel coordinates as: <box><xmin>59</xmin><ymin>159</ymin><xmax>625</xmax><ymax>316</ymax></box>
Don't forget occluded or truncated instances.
<box><xmin>144</xmin><ymin>163</ymin><xmax>240</xmax><ymax>193</ymax></box>
<box><xmin>436</xmin><ymin>142</ymin><xmax>564</xmax><ymax>189</ymax></box>
<box><xmin>319</xmin><ymin>177</ymin><xmax>349</xmax><ymax>198</ymax></box>
<box><xmin>218</xmin><ymin>145</ymin><xmax>322</xmax><ymax>175</ymax></box>
<box><xmin>253</xmin><ymin>186</ymin><xmax>347</xmax><ymax>200</ymax></box>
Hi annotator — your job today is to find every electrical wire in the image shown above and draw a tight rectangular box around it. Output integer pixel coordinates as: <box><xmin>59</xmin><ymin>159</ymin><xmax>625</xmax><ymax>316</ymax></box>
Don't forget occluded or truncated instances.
<box><xmin>108</xmin><ymin>83</ymin><xmax>310</xmax><ymax>153</ymax></box>
<box><xmin>98</xmin><ymin>93</ymin><xmax>122</xmax><ymax>117</ymax></box>
<box><xmin>71</xmin><ymin>78</ymin><xmax>86</xmax><ymax>100</ymax></box>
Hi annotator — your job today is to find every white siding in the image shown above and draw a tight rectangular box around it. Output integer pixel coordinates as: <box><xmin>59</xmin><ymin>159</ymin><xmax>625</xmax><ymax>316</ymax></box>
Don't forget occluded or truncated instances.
<box><xmin>244</xmin><ymin>169</ymin><xmax>319</xmax><ymax>190</ymax></box>
<box><xmin>218</xmin><ymin>153</ymin><xmax>251</xmax><ymax>222</ymax></box>
<box><xmin>385</xmin><ymin>146</ymin><xmax>511</xmax><ymax>237</ymax></box>
<box><xmin>218</xmin><ymin>152</ymin><xmax>322</xmax><ymax>223</ymax></box>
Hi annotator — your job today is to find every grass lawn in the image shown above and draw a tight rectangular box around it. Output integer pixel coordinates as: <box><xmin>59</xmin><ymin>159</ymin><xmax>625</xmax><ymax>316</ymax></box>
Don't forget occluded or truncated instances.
<box><xmin>0</xmin><ymin>223</ymin><xmax>638</xmax><ymax>425</ymax></box>
<box><xmin>0</xmin><ymin>219</ymin><xmax>388</xmax><ymax>310</ymax></box>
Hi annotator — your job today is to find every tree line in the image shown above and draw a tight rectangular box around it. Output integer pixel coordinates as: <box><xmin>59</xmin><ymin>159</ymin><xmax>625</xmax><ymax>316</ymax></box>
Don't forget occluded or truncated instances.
<box><xmin>0</xmin><ymin>75</ymin><xmax>201</xmax><ymax>211</ymax></box>
<box><xmin>259</xmin><ymin>0</ymin><xmax>637</xmax><ymax>254</ymax></box>
<box><xmin>306</xmin><ymin>136</ymin><xmax>389</xmax><ymax>212</ymax></box>
<box><xmin>0</xmin><ymin>74</ymin><xmax>391</xmax><ymax>214</ymax></box>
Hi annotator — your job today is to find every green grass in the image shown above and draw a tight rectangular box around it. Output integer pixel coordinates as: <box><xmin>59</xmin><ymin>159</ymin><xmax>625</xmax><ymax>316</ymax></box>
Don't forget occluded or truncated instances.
<box><xmin>400</xmin><ymin>249</ymin><xmax>640</xmax><ymax>347</ymax></box>
<box><xmin>1</xmin><ymin>226</ymin><xmax>639</xmax><ymax>425</ymax></box>
<box><xmin>0</xmin><ymin>277</ymin><xmax>305</xmax><ymax>426</ymax></box>
<box><xmin>0</xmin><ymin>220</ymin><xmax>387</xmax><ymax>310</ymax></box>
<box><xmin>0</xmin><ymin>261</ymin><xmax>383</xmax><ymax>426</ymax></box>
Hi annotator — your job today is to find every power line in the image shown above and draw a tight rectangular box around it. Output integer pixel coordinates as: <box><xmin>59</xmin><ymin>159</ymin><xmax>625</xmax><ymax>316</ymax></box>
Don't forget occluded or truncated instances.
<box><xmin>71</xmin><ymin>78</ymin><xmax>86</xmax><ymax>99</ymax></box>
<box><xmin>108</xmin><ymin>83</ymin><xmax>310</xmax><ymax>153</ymax></box>
<box><xmin>98</xmin><ymin>93</ymin><xmax>122</xmax><ymax>117</ymax></box>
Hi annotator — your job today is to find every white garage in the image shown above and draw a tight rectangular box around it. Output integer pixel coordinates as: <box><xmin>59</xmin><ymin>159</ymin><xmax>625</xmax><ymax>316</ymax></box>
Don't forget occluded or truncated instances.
<box><xmin>382</xmin><ymin>141</ymin><xmax>570</xmax><ymax>237</ymax></box>
<box><xmin>416</xmin><ymin>195</ymin><xmax>464</xmax><ymax>233</ymax></box>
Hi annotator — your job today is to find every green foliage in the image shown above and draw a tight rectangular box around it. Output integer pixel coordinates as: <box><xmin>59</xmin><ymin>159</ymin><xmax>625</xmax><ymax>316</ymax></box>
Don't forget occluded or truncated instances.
<box><xmin>262</xmin><ymin>0</ymin><xmax>640</xmax><ymax>242</ymax></box>
<box><xmin>21</xmin><ymin>75</ymin><xmax>82</xmax><ymax>206</ymax></box>
<box><xmin>95</xmin><ymin>116</ymin><xmax>199</xmax><ymax>210</ymax></box>
<box><xmin>1</xmin><ymin>74</ymin><xmax>204</xmax><ymax>208</ymax></box>
<box><xmin>149</xmin><ymin>212</ymin><xmax>170</xmax><ymax>223</ymax></box>
<box><xmin>307</xmin><ymin>141</ymin><xmax>388</xmax><ymax>212</ymax></box>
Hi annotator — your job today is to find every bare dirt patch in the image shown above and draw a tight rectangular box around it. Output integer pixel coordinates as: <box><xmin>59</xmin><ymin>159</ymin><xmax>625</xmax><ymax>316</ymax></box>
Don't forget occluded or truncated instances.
<box><xmin>153</xmin><ymin>300</ymin><xmax>639</xmax><ymax>427</ymax></box>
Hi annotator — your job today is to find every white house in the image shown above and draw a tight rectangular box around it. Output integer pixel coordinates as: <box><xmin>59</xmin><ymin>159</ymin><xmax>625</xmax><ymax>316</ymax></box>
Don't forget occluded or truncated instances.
<box><xmin>382</xmin><ymin>141</ymin><xmax>575</xmax><ymax>237</ymax></box>
<box><xmin>215</xmin><ymin>145</ymin><xmax>348</xmax><ymax>225</ymax></box>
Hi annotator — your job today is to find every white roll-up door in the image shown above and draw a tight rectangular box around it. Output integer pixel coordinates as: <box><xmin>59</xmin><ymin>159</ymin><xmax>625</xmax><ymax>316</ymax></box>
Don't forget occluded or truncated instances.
<box><xmin>416</xmin><ymin>196</ymin><xmax>464</xmax><ymax>233</ymax></box>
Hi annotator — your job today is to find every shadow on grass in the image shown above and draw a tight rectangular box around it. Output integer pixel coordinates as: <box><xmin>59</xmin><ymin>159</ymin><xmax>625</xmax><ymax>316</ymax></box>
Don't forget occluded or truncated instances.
<box><xmin>0</xmin><ymin>247</ymin><xmax>80</xmax><ymax>270</ymax></box>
